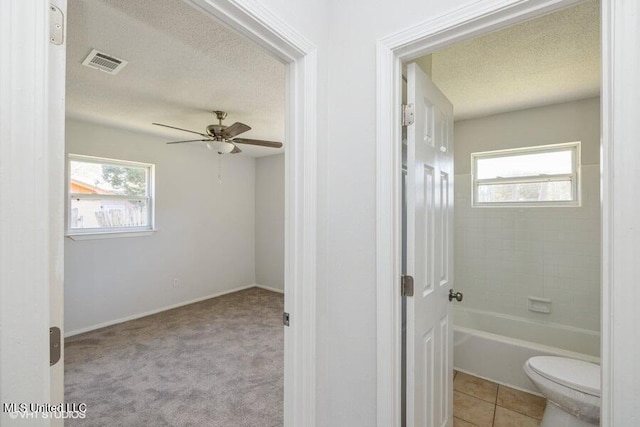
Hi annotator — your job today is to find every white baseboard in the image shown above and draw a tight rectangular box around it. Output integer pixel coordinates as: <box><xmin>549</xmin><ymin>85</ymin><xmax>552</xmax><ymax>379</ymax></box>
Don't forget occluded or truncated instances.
<box><xmin>65</xmin><ymin>284</ymin><xmax>258</xmax><ymax>337</ymax></box>
<box><xmin>253</xmin><ymin>283</ymin><xmax>285</xmax><ymax>294</ymax></box>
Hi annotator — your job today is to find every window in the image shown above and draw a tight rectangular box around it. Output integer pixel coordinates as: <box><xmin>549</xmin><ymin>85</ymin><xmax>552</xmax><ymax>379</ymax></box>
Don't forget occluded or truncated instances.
<box><xmin>471</xmin><ymin>142</ymin><xmax>580</xmax><ymax>207</ymax></box>
<box><xmin>67</xmin><ymin>154</ymin><xmax>155</xmax><ymax>236</ymax></box>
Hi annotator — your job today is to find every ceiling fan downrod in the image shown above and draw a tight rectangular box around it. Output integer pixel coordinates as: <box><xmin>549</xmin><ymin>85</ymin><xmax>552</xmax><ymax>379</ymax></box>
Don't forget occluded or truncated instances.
<box><xmin>213</xmin><ymin>110</ymin><xmax>227</xmax><ymax>125</ymax></box>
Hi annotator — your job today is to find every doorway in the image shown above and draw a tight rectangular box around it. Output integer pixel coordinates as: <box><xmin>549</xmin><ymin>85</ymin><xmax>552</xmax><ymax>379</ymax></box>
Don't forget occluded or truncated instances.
<box><xmin>59</xmin><ymin>0</ymin><xmax>297</xmax><ymax>423</ymax></box>
<box><xmin>1</xmin><ymin>1</ymin><xmax>317</xmax><ymax>426</ymax></box>
<box><xmin>401</xmin><ymin>3</ymin><xmax>600</xmax><ymax>425</ymax></box>
<box><xmin>376</xmin><ymin>1</ymin><xmax>621</xmax><ymax>426</ymax></box>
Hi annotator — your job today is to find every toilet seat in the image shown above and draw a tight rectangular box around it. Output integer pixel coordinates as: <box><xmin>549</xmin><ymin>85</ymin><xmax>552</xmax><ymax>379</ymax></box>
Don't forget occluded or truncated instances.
<box><xmin>527</xmin><ymin>356</ymin><xmax>600</xmax><ymax>397</ymax></box>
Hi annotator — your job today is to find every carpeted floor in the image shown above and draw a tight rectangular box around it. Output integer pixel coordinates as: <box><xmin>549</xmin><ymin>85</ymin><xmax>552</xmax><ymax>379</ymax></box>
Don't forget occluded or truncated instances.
<box><xmin>65</xmin><ymin>287</ymin><xmax>283</xmax><ymax>427</ymax></box>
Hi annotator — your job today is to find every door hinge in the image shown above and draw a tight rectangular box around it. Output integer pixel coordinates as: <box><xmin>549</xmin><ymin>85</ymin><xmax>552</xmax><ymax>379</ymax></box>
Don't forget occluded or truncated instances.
<box><xmin>50</xmin><ymin>327</ymin><xmax>61</xmax><ymax>366</ymax></box>
<box><xmin>49</xmin><ymin>4</ymin><xmax>64</xmax><ymax>45</ymax></box>
<box><xmin>401</xmin><ymin>275</ymin><xmax>414</xmax><ymax>297</ymax></box>
<box><xmin>402</xmin><ymin>103</ymin><xmax>414</xmax><ymax>126</ymax></box>
<box><xmin>283</xmin><ymin>312</ymin><xmax>290</xmax><ymax>327</ymax></box>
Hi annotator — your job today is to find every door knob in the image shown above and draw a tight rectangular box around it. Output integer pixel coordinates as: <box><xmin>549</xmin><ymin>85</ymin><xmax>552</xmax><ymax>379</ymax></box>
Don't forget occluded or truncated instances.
<box><xmin>448</xmin><ymin>289</ymin><xmax>463</xmax><ymax>302</ymax></box>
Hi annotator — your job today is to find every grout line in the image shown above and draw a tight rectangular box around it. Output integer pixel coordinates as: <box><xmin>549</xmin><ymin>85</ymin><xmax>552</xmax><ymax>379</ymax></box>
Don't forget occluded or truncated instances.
<box><xmin>455</xmin><ymin>375</ymin><xmax>543</xmax><ymax>426</ymax></box>
<box><xmin>454</xmin><ymin>415</ymin><xmax>479</xmax><ymax>427</ymax></box>
<box><xmin>496</xmin><ymin>383</ymin><xmax>544</xmax><ymax>420</ymax></box>
<box><xmin>495</xmin><ymin>403</ymin><xmax>542</xmax><ymax>421</ymax></box>
<box><xmin>491</xmin><ymin>401</ymin><xmax>497</xmax><ymax>426</ymax></box>
<box><xmin>454</xmin><ymin>388</ymin><xmax>499</xmax><ymax>405</ymax></box>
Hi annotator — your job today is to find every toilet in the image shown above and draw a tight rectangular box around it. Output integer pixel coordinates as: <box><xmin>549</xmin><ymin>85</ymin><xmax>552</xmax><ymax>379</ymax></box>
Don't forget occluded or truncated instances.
<box><xmin>524</xmin><ymin>356</ymin><xmax>600</xmax><ymax>427</ymax></box>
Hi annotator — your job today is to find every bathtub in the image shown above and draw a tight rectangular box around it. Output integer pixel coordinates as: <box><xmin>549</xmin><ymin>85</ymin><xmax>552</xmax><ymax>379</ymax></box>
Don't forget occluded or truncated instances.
<box><xmin>453</xmin><ymin>307</ymin><xmax>600</xmax><ymax>394</ymax></box>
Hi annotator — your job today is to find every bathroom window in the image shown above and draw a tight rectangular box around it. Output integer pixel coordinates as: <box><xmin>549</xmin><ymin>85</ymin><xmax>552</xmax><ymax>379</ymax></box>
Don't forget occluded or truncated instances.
<box><xmin>471</xmin><ymin>142</ymin><xmax>580</xmax><ymax>207</ymax></box>
<box><xmin>67</xmin><ymin>154</ymin><xmax>155</xmax><ymax>237</ymax></box>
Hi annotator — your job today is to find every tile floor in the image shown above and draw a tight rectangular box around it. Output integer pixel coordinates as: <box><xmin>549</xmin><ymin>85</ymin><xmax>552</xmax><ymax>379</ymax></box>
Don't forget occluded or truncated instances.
<box><xmin>453</xmin><ymin>371</ymin><xmax>546</xmax><ymax>427</ymax></box>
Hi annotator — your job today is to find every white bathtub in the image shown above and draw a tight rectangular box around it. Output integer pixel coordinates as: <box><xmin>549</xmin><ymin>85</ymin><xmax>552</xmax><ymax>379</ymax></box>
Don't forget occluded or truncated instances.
<box><xmin>453</xmin><ymin>307</ymin><xmax>600</xmax><ymax>394</ymax></box>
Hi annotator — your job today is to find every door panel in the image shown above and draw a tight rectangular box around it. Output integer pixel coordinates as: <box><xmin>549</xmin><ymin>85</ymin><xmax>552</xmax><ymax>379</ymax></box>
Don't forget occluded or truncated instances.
<box><xmin>422</xmin><ymin>165</ymin><xmax>435</xmax><ymax>296</ymax></box>
<box><xmin>439</xmin><ymin>315</ymin><xmax>449</xmax><ymax>427</ymax></box>
<box><xmin>422</xmin><ymin>330</ymin><xmax>435</xmax><ymax>427</ymax></box>
<box><xmin>406</xmin><ymin>62</ymin><xmax>454</xmax><ymax>427</ymax></box>
<box><xmin>439</xmin><ymin>171</ymin><xmax>449</xmax><ymax>287</ymax></box>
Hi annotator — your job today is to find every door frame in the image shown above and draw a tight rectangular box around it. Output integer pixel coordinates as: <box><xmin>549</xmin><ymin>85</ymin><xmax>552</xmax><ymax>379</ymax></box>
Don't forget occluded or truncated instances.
<box><xmin>184</xmin><ymin>3</ymin><xmax>318</xmax><ymax>425</ymax></box>
<box><xmin>0</xmin><ymin>0</ymin><xmax>317</xmax><ymax>426</ymax></box>
<box><xmin>376</xmin><ymin>0</ymin><xmax>638</xmax><ymax>426</ymax></box>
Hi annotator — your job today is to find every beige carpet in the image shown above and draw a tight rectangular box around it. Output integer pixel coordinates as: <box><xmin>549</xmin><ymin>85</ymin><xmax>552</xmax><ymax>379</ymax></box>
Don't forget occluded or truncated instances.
<box><xmin>65</xmin><ymin>287</ymin><xmax>283</xmax><ymax>426</ymax></box>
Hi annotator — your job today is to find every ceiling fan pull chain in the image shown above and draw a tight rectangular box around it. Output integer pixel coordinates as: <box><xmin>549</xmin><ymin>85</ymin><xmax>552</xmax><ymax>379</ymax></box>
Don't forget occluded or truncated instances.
<box><xmin>218</xmin><ymin>154</ymin><xmax>223</xmax><ymax>184</ymax></box>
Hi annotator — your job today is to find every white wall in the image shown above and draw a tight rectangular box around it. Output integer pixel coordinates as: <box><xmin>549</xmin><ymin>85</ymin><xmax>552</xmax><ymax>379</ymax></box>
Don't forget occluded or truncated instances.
<box><xmin>317</xmin><ymin>1</ymin><xmax>487</xmax><ymax>425</ymax></box>
<box><xmin>65</xmin><ymin>118</ymin><xmax>256</xmax><ymax>334</ymax></box>
<box><xmin>453</xmin><ymin>98</ymin><xmax>601</xmax><ymax>333</ymax></box>
<box><xmin>255</xmin><ymin>154</ymin><xmax>285</xmax><ymax>291</ymax></box>
<box><xmin>233</xmin><ymin>2</ymin><xmax>451</xmax><ymax>423</ymax></box>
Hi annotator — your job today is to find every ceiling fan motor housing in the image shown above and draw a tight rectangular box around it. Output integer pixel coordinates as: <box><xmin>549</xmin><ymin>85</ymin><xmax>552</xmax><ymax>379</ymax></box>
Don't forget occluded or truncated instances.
<box><xmin>206</xmin><ymin>124</ymin><xmax>225</xmax><ymax>138</ymax></box>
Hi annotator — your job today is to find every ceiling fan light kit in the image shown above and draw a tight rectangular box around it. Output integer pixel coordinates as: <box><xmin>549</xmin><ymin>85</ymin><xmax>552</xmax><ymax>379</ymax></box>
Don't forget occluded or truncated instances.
<box><xmin>153</xmin><ymin>110</ymin><xmax>283</xmax><ymax>155</ymax></box>
<box><xmin>206</xmin><ymin>141</ymin><xmax>235</xmax><ymax>154</ymax></box>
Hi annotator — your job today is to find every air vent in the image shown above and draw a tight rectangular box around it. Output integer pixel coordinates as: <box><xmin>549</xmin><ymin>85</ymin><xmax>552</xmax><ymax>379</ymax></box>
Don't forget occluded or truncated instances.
<box><xmin>82</xmin><ymin>49</ymin><xmax>128</xmax><ymax>75</ymax></box>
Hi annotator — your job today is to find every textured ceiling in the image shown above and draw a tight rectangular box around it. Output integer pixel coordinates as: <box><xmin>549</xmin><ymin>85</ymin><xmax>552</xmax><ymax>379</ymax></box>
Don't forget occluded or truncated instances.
<box><xmin>66</xmin><ymin>0</ymin><xmax>285</xmax><ymax>157</ymax></box>
<box><xmin>424</xmin><ymin>0</ymin><xmax>600</xmax><ymax>121</ymax></box>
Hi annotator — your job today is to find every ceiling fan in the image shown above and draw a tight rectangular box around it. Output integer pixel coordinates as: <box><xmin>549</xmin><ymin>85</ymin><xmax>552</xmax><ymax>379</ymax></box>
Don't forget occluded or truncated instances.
<box><xmin>153</xmin><ymin>110</ymin><xmax>283</xmax><ymax>154</ymax></box>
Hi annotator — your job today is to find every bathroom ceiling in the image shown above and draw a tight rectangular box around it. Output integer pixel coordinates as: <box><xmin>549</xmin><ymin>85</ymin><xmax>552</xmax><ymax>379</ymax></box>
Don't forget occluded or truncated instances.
<box><xmin>66</xmin><ymin>0</ymin><xmax>285</xmax><ymax>157</ymax></box>
<box><xmin>420</xmin><ymin>0</ymin><xmax>600</xmax><ymax>121</ymax></box>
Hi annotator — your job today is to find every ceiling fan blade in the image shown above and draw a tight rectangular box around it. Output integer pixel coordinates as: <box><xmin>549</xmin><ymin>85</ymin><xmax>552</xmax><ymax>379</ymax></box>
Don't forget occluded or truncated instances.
<box><xmin>166</xmin><ymin>139</ymin><xmax>210</xmax><ymax>144</ymax></box>
<box><xmin>232</xmin><ymin>138</ymin><xmax>283</xmax><ymax>148</ymax></box>
<box><xmin>230</xmin><ymin>144</ymin><xmax>242</xmax><ymax>154</ymax></box>
<box><xmin>222</xmin><ymin>122</ymin><xmax>251</xmax><ymax>139</ymax></box>
<box><xmin>152</xmin><ymin>122</ymin><xmax>208</xmax><ymax>137</ymax></box>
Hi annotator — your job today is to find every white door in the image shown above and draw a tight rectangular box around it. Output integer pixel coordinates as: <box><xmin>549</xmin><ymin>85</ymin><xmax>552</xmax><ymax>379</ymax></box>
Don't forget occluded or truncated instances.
<box><xmin>405</xmin><ymin>62</ymin><xmax>455</xmax><ymax>427</ymax></box>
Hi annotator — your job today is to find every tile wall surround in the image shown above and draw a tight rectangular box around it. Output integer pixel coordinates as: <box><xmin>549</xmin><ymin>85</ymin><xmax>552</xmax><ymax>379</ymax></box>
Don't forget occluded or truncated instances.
<box><xmin>453</xmin><ymin>98</ymin><xmax>601</xmax><ymax>333</ymax></box>
<box><xmin>454</xmin><ymin>166</ymin><xmax>600</xmax><ymax>332</ymax></box>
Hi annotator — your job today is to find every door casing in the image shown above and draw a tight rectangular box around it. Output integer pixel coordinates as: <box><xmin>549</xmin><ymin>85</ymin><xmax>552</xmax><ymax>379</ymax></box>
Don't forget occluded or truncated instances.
<box><xmin>375</xmin><ymin>0</ymin><xmax>636</xmax><ymax>426</ymax></box>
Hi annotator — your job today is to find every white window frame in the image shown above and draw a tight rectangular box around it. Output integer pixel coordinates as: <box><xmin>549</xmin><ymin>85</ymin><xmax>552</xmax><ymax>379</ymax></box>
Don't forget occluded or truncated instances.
<box><xmin>67</xmin><ymin>154</ymin><xmax>156</xmax><ymax>239</ymax></box>
<box><xmin>471</xmin><ymin>141</ymin><xmax>581</xmax><ymax>207</ymax></box>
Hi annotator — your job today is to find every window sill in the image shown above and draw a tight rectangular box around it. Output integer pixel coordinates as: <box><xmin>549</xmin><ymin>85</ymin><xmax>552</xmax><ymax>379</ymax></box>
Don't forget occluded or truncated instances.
<box><xmin>472</xmin><ymin>201</ymin><xmax>581</xmax><ymax>208</ymax></box>
<box><xmin>66</xmin><ymin>230</ymin><xmax>157</xmax><ymax>241</ymax></box>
